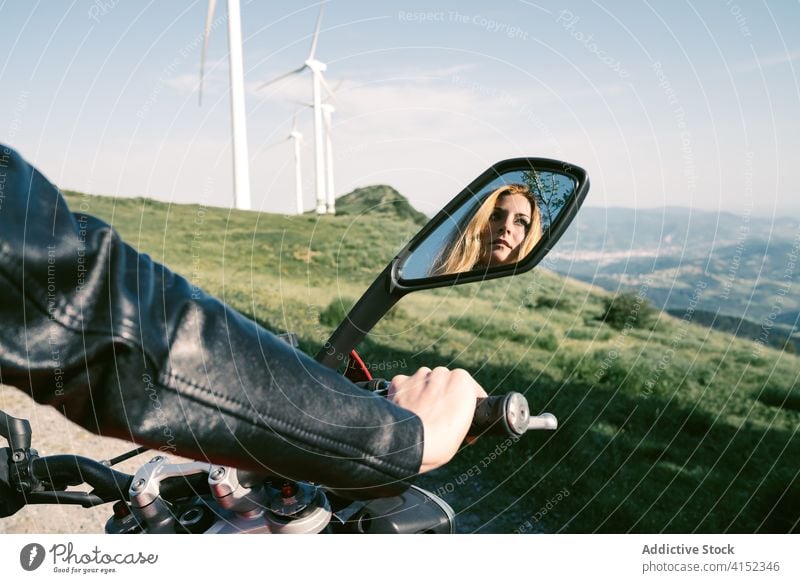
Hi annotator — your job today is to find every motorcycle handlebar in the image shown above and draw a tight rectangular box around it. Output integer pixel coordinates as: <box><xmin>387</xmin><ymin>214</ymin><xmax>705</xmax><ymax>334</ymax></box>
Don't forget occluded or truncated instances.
<box><xmin>30</xmin><ymin>455</ymin><xmax>133</xmax><ymax>502</ymax></box>
<box><xmin>2</xmin><ymin>380</ymin><xmax>556</xmax><ymax>512</ymax></box>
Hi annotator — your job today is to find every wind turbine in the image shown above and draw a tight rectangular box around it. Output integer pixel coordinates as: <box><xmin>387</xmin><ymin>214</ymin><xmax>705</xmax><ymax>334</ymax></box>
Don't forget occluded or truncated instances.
<box><xmin>260</xmin><ymin>3</ymin><xmax>334</xmax><ymax>215</ymax></box>
<box><xmin>263</xmin><ymin>113</ymin><xmax>306</xmax><ymax>214</ymax></box>
<box><xmin>199</xmin><ymin>0</ymin><xmax>252</xmax><ymax>211</ymax></box>
<box><xmin>293</xmin><ymin>83</ymin><xmax>340</xmax><ymax>214</ymax></box>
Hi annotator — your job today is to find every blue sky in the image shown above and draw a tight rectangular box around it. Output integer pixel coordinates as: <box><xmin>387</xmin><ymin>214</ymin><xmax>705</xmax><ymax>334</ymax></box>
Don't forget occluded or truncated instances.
<box><xmin>1</xmin><ymin>0</ymin><xmax>798</xmax><ymax>216</ymax></box>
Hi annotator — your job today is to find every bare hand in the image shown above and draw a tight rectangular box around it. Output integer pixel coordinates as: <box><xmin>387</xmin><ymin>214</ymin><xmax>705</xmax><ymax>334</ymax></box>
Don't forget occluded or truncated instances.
<box><xmin>388</xmin><ymin>367</ymin><xmax>488</xmax><ymax>474</ymax></box>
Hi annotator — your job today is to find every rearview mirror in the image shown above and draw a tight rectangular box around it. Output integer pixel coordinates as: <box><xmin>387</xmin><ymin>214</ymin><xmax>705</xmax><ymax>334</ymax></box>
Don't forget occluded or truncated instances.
<box><xmin>398</xmin><ymin>163</ymin><xmax>581</xmax><ymax>282</ymax></box>
<box><xmin>316</xmin><ymin>158</ymin><xmax>589</xmax><ymax>369</ymax></box>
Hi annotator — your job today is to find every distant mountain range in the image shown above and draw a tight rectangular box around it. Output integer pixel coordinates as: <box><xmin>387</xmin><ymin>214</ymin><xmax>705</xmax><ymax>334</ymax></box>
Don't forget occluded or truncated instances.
<box><xmin>548</xmin><ymin>206</ymin><xmax>800</xmax><ymax>339</ymax></box>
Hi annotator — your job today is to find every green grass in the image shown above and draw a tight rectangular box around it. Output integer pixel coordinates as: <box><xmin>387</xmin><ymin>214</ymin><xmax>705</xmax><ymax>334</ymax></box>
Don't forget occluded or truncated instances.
<box><xmin>62</xmin><ymin>190</ymin><xmax>800</xmax><ymax>534</ymax></box>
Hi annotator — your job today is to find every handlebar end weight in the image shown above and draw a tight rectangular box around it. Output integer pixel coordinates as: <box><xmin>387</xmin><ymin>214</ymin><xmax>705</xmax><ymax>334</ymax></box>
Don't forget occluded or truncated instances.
<box><xmin>470</xmin><ymin>393</ymin><xmax>530</xmax><ymax>438</ymax></box>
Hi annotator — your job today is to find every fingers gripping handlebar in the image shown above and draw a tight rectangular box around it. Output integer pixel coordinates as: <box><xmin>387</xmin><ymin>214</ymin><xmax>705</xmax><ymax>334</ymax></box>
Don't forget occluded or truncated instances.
<box><xmin>357</xmin><ymin>379</ymin><xmax>558</xmax><ymax>438</ymax></box>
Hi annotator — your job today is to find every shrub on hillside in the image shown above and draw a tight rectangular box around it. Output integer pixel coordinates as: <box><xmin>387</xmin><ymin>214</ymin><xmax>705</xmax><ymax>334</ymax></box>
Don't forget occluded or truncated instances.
<box><xmin>535</xmin><ymin>293</ymin><xmax>577</xmax><ymax>312</ymax></box>
<box><xmin>598</xmin><ymin>292</ymin><xmax>658</xmax><ymax>331</ymax></box>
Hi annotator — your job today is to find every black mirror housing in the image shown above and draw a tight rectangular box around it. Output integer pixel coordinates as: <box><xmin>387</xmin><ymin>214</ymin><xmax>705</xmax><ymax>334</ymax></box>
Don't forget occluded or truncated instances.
<box><xmin>393</xmin><ymin>158</ymin><xmax>589</xmax><ymax>291</ymax></box>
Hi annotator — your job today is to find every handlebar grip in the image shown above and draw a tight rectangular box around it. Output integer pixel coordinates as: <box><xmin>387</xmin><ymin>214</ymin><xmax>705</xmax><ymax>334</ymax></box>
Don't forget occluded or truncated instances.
<box><xmin>469</xmin><ymin>393</ymin><xmax>531</xmax><ymax>438</ymax></box>
<box><xmin>356</xmin><ymin>380</ymin><xmax>535</xmax><ymax>438</ymax></box>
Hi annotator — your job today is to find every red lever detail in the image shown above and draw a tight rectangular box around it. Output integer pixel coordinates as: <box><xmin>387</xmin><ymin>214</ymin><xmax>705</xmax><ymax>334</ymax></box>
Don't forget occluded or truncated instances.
<box><xmin>345</xmin><ymin>349</ymin><xmax>372</xmax><ymax>383</ymax></box>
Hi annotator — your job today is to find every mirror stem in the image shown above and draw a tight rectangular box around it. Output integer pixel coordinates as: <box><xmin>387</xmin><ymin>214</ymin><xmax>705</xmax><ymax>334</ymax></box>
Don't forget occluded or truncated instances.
<box><xmin>316</xmin><ymin>264</ymin><xmax>405</xmax><ymax>369</ymax></box>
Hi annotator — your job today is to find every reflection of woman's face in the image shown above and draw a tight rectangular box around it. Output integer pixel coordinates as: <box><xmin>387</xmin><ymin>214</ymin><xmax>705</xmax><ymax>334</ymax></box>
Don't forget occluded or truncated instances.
<box><xmin>479</xmin><ymin>194</ymin><xmax>532</xmax><ymax>266</ymax></box>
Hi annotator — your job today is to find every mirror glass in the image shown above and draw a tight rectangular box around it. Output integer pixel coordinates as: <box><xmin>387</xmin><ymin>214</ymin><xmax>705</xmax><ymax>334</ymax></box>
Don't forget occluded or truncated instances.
<box><xmin>398</xmin><ymin>168</ymin><xmax>578</xmax><ymax>281</ymax></box>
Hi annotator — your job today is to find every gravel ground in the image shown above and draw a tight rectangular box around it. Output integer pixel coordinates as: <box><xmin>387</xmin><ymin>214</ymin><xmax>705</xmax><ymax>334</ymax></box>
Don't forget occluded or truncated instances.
<box><xmin>0</xmin><ymin>384</ymin><xmax>185</xmax><ymax>534</ymax></box>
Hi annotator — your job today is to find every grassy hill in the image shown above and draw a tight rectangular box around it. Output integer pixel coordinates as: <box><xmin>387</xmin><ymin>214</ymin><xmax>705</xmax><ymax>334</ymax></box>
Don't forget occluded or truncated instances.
<box><xmin>321</xmin><ymin>184</ymin><xmax>429</xmax><ymax>225</ymax></box>
<box><xmin>58</xmin><ymin>190</ymin><xmax>800</xmax><ymax>533</ymax></box>
<box><xmin>666</xmin><ymin>310</ymin><xmax>799</xmax><ymax>355</ymax></box>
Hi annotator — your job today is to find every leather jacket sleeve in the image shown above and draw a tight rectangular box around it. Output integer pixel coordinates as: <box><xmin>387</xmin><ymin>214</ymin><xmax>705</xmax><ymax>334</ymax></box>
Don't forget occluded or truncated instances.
<box><xmin>0</xmin><ymin>145</ymin><xmax>424</xmax><ymax>498</ymax></box>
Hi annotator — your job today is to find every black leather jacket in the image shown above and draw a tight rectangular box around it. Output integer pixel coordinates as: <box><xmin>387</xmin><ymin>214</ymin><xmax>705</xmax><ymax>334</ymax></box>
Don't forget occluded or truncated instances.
<box><xmin>0</xmin><ymin>145</ymin><xmax>423</xmax><ymax>498</ymax></box>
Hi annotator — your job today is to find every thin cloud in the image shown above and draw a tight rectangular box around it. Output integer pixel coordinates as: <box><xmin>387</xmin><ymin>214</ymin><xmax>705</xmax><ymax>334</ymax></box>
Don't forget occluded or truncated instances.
<box><xmin>732</xmin><ymin>49</ymin><xmax>800</xmax><ymax>73</ymax></box>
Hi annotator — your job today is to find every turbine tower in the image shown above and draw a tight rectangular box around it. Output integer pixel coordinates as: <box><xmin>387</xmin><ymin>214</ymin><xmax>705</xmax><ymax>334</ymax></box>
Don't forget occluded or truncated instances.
<box><xmin>260</xmin><ymin>3</ymin><xmax>333</xmax><ymax>215</ymax></box>
<box><xmin>321</xmin><ymin>102</ymin><xmax>335</xmax><ymax>214</ymax></box>
<box><xmin>288</xmin><ymin>117</ymin><xmax>305</xmax><ymax>215</ymax></box>
<box><xmin>199</xmin><ymin>0</ymin><xmax>252</xmax><ymax>211</ymax></box>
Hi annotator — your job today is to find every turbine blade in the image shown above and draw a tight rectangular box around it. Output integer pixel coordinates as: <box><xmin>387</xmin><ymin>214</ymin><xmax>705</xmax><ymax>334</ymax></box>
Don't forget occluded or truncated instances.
<box><xmin>263</xmin><ymin>136</ymin><xmax>291</xmax><ymax>151</ymax></box>
<box><xmin>199</xmin><ymin>0</ymin><xmax>217</xmax><ymax>106</ymax></box>
<box><xmin>308</xmin><ymin>1</ymin><xmax>325</xmax><ymax>60</ymax></box>
<box><xmin>258</xmin><ymin>64</ymin><xmax>308</xmax><ymax>90</ymax></box>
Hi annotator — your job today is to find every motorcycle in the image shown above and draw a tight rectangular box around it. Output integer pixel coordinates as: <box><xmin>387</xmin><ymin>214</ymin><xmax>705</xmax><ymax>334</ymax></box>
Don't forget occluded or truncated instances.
<box><xmin>1</xmin><ymin>157</ymin><xmax>589</xmax><ymax>533</ymax></box>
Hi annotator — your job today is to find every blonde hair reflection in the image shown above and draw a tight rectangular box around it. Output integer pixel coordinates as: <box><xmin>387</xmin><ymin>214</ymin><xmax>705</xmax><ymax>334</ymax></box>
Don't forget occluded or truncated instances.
<box><xmin>433</xmin><ymin>184</ymin><xmax>542</xmax><ymax>276</ymax></box>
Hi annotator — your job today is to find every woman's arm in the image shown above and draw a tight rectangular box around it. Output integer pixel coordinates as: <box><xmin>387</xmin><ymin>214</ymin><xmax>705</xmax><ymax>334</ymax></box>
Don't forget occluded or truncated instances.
<box><xmin>0</xmin><ymin>145</ymin><xmax>427</xmax><ymax>498</ymax></box>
